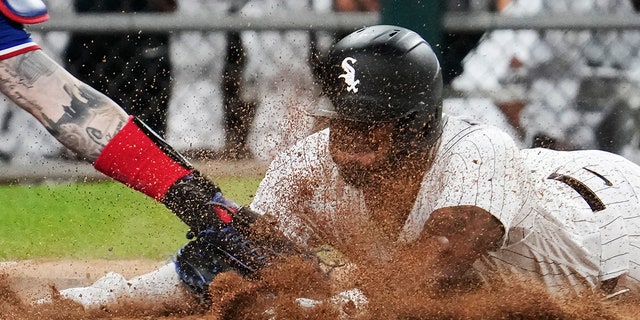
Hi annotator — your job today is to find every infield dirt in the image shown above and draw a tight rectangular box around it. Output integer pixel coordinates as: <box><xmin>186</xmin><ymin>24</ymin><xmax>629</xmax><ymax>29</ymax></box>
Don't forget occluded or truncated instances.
<box><xmin>2</xmin><ymin>250</ymin><xmax>640</xmax><ymax>319</ymax></box>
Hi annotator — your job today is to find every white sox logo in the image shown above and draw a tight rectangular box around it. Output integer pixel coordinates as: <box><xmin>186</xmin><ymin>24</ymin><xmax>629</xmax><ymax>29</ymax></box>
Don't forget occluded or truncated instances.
<box><xmin>338</xmin><ymin>57</ymin><xmax>360</xmax><ymax>93</ymax></box>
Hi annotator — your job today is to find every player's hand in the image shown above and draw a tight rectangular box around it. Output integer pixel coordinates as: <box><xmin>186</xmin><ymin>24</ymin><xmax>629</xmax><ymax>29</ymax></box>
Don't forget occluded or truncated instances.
<box><xmin>175</xmin><ymin>207</ymin><xmax>295</xmax><ymax>305</ymax></box>
<box><xmin>183</xmin><ymin>197</ymin><xmax>299</xmax><ymax>277</ymax></box>
<box><xmin>164</xmin><ymin>174</ymin><xmax>272</xmax><ymax>274</ymax></box>
<box><xmin>426</xmin><ymin>236</ymin><xmax>484</xmax><ymax>293</ymax></box>
<box><xmin>421</xmin><ymin>206</ymin><xmax>503</xmax><ymax>291</ymax></box>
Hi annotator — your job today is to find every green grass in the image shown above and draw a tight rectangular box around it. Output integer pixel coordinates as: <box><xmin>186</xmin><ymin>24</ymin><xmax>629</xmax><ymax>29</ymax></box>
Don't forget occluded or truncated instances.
<box><xmin>0</xmin><ymin>177</ymin><xmax>261</xmax><ymax>260</ymax></box>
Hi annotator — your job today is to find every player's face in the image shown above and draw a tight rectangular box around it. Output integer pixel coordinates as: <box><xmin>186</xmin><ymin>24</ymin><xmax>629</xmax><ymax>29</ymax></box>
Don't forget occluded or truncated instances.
<box><xmin>329</xmin><ymin>119</ymin><xmax>395</xmax><ymax>188</ymax></box>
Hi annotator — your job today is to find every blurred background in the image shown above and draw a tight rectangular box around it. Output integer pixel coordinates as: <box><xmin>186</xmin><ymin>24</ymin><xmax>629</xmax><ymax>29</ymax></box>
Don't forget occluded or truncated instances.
<box><xmin>3</xmin><ymin>0</ymin><xmax>640</xmax><ymax>181</ymax></box>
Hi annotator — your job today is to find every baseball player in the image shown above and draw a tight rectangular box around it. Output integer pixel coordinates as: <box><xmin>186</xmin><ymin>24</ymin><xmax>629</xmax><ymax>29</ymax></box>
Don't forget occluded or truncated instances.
<box><xmin>0</xmin><ymin>0</ymin><xmax>272</xmax><ymax>291</ymax></box>
<box><xmin>50</xmin><ymin>25</ymin><xmax>640</xmax><ymax>316</ymax></box>
<box><xmin>253</xmin><ymin>24</ymin><xmax>640</xmax><ymax>296</ymax></box>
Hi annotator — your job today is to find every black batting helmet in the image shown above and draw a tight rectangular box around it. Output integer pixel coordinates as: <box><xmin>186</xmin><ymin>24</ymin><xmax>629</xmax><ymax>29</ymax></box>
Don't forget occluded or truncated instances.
<box><xmin>312</xmin><ymin>25</ymin><xmax>444</xmax><ymax>146</ymax></box>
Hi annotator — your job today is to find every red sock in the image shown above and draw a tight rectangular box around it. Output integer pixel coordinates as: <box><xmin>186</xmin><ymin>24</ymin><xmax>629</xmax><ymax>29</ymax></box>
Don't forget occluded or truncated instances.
<box><xmin>93</xmin><ymin>116</ymin><xmax>192</xmax><ymax>201</ymax></box>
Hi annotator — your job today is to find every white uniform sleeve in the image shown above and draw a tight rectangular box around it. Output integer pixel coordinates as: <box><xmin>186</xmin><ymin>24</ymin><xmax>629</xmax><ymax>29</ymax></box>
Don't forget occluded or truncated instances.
<box><xmin>250</xmin><ymin>130</ymin><xmax>331</xmax><ymax>247</ymax></box>
<box><xmin>432</xmin><ymin>118</ymin><xmax>529</xmax><ymax>235</ymax></box>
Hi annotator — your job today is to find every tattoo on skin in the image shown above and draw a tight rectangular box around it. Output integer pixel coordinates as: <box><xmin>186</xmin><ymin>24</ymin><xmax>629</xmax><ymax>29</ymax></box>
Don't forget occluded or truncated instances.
<box><xmin>0</xmin><ymin>52</ymin><xmax>50</xmax><ymax>114</ymax></box>
<box><xmin>15</xmin><ymin>51</ymin><xmax>56</xmax><ymax>85</ymax></box>
<box><xmin>0</xmin><ymin>51</ymin><xmax>126</xmax><ymax>161</ymax></box>
<box><xmin>50</xmin><ymin>82</ymin><xmax>126</xmax><ymax>160</ymax></box>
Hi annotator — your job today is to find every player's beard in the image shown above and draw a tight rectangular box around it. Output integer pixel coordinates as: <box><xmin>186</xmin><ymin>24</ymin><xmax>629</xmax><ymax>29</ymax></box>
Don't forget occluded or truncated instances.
<box><xmin>335</xmin><ymin>156</ymin><xmax>397</xmax><ymax>190</ymax></box>
<box><xmin>328</xmin><ymin>120</ymin><xmax>399</xmax><ymax>189</ymax></box>
<box><xmin>335</xmin><ymin>138</ymin><xmax>434</xmax><ymax>191</ymax></box>
<box><xmin>337</xmin><ymin>164</ymin><xmax>375</xmax><ymax>189</ymax></box>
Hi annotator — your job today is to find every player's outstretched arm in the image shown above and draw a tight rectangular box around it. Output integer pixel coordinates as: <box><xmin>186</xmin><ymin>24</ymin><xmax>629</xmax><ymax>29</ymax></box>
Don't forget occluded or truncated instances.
<box><xmin>0</xmin><ymin>49</ymin><xmax>128</xmax><ymax>162</ymax></box>
<box><xmin>422</xmin><ymin>205</ymin><xmax>505</xmax><ymax>287</ymax></box>
<box><xmin>0</xmin><ymin>42</ymin><xmax>289</xmax><ymax>280</ymax></box>
<box><xmin>0</xmin><ymin>49</ymin><xmax>227</xmax><ymax>234</ymax></box>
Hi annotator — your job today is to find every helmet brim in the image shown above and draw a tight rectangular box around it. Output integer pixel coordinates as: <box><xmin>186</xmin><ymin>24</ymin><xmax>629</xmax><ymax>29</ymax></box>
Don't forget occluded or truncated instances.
<box><xmin>306</xmin><ymin>93</ymin><xmax>426</xmax><ymax>124</ymax></box>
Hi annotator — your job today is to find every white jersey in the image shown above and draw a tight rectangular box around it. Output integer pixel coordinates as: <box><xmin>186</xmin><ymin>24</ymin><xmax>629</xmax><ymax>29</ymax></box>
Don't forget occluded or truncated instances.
<box><xmin>484</xmin><ymin>148</ymin><xmax>640</xmax><ymax>294</ymax></box>
<box><xmin>251</xmin><ymin>114</ymin><xmax>640</xmax><ymax>294</ymax></box>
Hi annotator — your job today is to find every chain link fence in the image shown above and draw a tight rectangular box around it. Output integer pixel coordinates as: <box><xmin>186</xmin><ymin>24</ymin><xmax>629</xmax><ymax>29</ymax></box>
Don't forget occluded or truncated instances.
<box><xmin>2</xmin><ymin>0</ymin><xmax>640</xmax><ymax>172</ymax></box>
<box><xmin>449</xmin><ymin>0</ymin><xmax>640</xmax><ymax>164</ymax></box>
